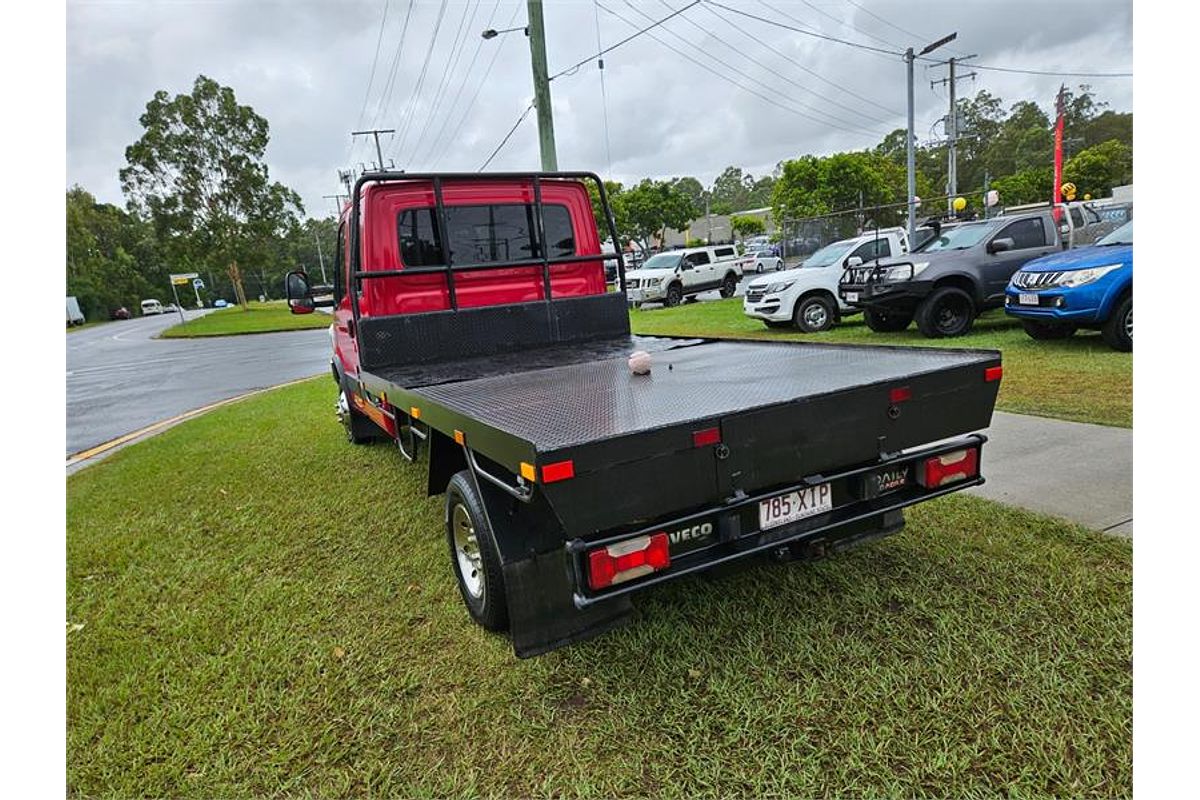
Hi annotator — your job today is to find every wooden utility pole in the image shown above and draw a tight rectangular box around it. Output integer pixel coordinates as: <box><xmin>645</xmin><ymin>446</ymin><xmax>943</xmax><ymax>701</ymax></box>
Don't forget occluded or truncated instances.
<box><xmin>526</xmin><ymin>0</ymin><xmax>558</xmax><ymax>170</ymax></box>
<box><xmin>351</xmin><ymin>128</ymin><xmax>394</xmax><ymax>171</ymax></box>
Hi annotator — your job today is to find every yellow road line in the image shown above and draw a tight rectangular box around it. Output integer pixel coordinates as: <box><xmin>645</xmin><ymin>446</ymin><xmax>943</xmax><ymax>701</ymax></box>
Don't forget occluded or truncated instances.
<box><xmin>66</xmin><ymin>375</ymin><xmax>320</xmax><ymax>467</ymax></box>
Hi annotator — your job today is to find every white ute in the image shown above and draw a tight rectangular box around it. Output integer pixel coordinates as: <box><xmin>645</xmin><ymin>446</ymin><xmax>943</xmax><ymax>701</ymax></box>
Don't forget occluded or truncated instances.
<box><xmin>743</xmin><ymin>228</ymin><xmax>910</xmax><ymax>332</ymax></box>
<box><xmin>626</xmin><ymin>245</ymin><xmax>742</xmax><ymax>307</ymax></box>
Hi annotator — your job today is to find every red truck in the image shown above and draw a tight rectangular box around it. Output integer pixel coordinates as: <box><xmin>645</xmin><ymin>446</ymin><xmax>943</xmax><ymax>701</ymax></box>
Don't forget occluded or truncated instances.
<box><xmin>286</xmin><ymin>171</ymin><xmax>1002</xmax><ymax>657</ymax></box>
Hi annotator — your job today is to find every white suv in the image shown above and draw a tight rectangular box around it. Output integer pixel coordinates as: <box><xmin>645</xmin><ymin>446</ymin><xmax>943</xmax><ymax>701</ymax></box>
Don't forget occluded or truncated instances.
<box><xmin>742</xmin><ymin>230</ymin><xmax>909</xmax><ymax>332</ymax></box>
<box><xmin>626</xmin><ymin>245</ymin><xmax>742</xmax><ymax>307</ymax></box>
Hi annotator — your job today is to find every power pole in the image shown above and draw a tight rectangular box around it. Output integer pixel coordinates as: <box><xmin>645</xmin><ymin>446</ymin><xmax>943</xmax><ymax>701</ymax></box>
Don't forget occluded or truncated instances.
<box><xmin>337</xmin><ymin>170</ymin><xmax>354</xmax><ymax>198</ymax></box>
<box><xmin>906</xmin><ymin>34</ymin><xmax>957</xmax><ymax>241</ymax></box>
<box><xmin>930</xmin><ymin>56</ymin><xmax>977</xmax><ymax>213</ymax></box>
<box><xmin>526</xmin><ymin>0</ymin><xmax>558</xmax><ymax>171</ymax></box>
<box><xmin>322</xmin><ymin>194</ymin><xmax>345</xmax><ymax>219</ymax></box>
<box><xmin>351</xmin><ymin>128</ymin><xmax>395</xmax><ymax>172</ymax></box>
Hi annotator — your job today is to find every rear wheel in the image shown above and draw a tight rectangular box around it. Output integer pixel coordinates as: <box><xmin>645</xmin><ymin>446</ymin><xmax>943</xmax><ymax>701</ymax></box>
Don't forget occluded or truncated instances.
<box><xmin>1021</xmin><ymin>320</ymin><xmax>1077</xmax><ymax>340</ymax></box>
<box><xmin>445</xmin><ymin>471</ymin><xmax>509</xmax><ymax>632</ymax></box>
<box><xmin>863</xmin><ymin>307</ymin><xmax>913</xmax><ymax>333</ymax></box>
<box><xmin>719</xmin><ymin>273</ymin><xmax>738</xmax><ymax>298</ymax></box>
<box><xmin>1101</xmin><ymin>295</ymin><xmax>1132</xmax><ymax>351</ymax></box>
<box><xmin>664</xmin><ymin>282</ymin><xmax>683</xmax><ymax>307</ymax></box>
<box><xmin>795</xmin><ymin>295</ymin><xmax>836</xmax><ymax>333</ymax></box>
<box><xmin>915</xmin><ymin>287</ymin><xmax>976</xmax><ymax>338</ymax></box>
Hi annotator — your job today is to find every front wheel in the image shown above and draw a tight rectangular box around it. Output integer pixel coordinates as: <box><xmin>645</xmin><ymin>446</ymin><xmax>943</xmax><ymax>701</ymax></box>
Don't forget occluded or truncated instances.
<box><xmin>915</xmin><ymin>287</ymin><xmax>976</xmax><ymax>338</ymax></box>
<box><xmin>337</xmin><ymin>388</ymin><xmax>377</xmax><ymax>444</ymax></box>
<box><xmin>664</xmin><ymin>283</ymin><xmax>683</xmax><ymax>307</ymax></box>
<box><xmin>1021</xmin><ymin>319</ymin><xmax>1077</xmax><ymax>340</ymax></box>
<box><xmin>445</xmin><ymin>471</ymin><xmax>509</xmax><ymax>632</ymax></box>
<box><xmin>1101</xmin><ymin>295</ymin><xmax>1132</xmax><ymax>351</ymax></box>
<box><xmin>719</xmin><ymin>273</ymin><xmax>738</xmax><ymax>298</ymax></box>
<box><xmin>795</xmin><ymin>295</ymin><xmax>835</xmax><ymax>333</ymax></box>
<box><xmin>863</xmin><ymin>307</ymin><xmax>913</xmax><ymax>333</ymax></box>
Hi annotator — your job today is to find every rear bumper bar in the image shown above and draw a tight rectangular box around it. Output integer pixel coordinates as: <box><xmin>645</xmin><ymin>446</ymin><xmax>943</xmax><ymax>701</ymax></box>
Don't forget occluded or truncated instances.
<box><xmin>566</xmin><ymin>434</ymin><xmax>986</xmax><ymax>608</ymax></box>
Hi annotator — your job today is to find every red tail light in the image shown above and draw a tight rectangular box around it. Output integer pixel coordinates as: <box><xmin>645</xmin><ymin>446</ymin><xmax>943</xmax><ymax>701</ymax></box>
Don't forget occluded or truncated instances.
<box><xmin>985</xmin><ymin>365</ymin><xmax>1003</xmax><ymax>382</ymax></box>
<box><xmin>919</xmin><ymin>448</ymin><xmax>979</xmax><ymax>488</ymax></box>
<box><xmin>587</xmin><ymin>533</ymin><xmax>671</xmax><ymax>591</ymax></box>
<box><xmin>541</xmin><ymin>460</ymin><xmax>575</xmax><ymax>483</ymax></box>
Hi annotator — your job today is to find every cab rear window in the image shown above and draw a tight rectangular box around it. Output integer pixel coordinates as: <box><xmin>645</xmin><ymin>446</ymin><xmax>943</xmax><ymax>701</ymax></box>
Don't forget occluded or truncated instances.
<box><xmin>397</xmin><ymin>203</ymin><xmax>575</xmax><ymax>267</ymax></box>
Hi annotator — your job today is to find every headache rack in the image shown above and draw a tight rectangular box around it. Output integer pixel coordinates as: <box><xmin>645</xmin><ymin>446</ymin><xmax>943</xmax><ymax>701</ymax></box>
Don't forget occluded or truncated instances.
<box><xmin>347</xmin><ymin>170</ymin><xmax>627</xmax><ymax>329</ymax></box>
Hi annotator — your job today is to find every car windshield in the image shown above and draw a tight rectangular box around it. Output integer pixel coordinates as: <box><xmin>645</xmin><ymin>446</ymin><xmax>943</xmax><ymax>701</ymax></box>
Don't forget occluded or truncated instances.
<box><xmin>1097</xmin><ymin>220</ymin><xmax>1133</xmax><ymax>246</ymax></box>
<box><xmin>801</xmin><ymin>241</ymin><xmax>855</xmax><ymax>268</ymax></box>
<box><xmin>641</xmin><ymin>253</ymin><xmax>681</xmax><ymax>270</ymax></box>
<box><xmin>919</xmin><ymin>222</ymin><xmax>996</xmax><ymax>252</ymax></box>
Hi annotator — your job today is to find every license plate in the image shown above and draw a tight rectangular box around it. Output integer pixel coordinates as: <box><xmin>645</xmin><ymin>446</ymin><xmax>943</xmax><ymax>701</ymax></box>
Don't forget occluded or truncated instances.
<box><xmin>1019</xmin><ymin>293</ymin><xmax>1039</xmax><ymax>305</ymax></box>
<box><xmin>844</xmin><ymin>292</ymin><xmax>859</xmax><ymax>303</ymax></box>
<box><xmin>759</xmin><ymin>483</ymin><xmax>833</xmax><ymax>531</ymax></box>
<box><xmin>628</xmin><ymin>289</ymin><xmax>644</xmax><ymax>301</ymax></box>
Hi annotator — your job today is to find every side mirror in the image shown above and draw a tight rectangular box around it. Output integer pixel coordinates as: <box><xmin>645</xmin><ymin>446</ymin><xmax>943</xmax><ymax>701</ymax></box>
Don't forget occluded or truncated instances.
<box><xmin>845</xmin><ymin>256</ymin><xmax>864</xmax><ymax>268</ymax></box>
<box><xmin>988</xmin><ymin>237</ymin><xmax>1014</xmax><ymax>254</ymax></box>
<box><xmin>680</xmin><ymin>261</ymin><xmax>694</xmax><ymax>271</ymax></box>
<box><xmin>286</xmin><ymin>271</ymin><xmax>335</xmax><ymax>314</ymax></box>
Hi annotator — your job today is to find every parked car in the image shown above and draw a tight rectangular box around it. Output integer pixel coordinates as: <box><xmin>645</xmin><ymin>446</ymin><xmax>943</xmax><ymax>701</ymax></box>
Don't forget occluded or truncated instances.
<box><xmin>743</xmin><ymin>229</ymin><xmax>909</xmax><ymax>332</ymax></box>
<box><xmin>625</xmin><ymin>244</ymin><xmax>742</xmax><ymax>307</ymax></box>
<box><xmin>214</xmin><ymin>299</ymin><xmax>230</xmax><ymax>308</ymax></box>
<box><xmin>1005</xmin><ymin>220</ymin><xmax>1132</xmax><ymax>351</ymax></box>
<box><xmin>283</xmin><ymin>170</ymin><xmax>1002</xmax><ymax>658</ymax></box>
<box><xmin>164</xmin><ymin>303</ymin><xmax>179</xmax><ymax>313</ymax></box>
<box><xmin>737</xmin><ymin>248</ymin><xmax>785</xmax><ymax>274</ymax></box>
<box><xmin>110</xmin><ymin>306</ymin><xmax>131</xmax><ymax>320</ymax></box>
<box><xmin>140</xmin><ymin>299</ymin><xmax>164</xmax><ymax>315</ymax></box>
<box><xmin>839</xmin><ymin>210</ymin><xmax>1062</xmax><ymax>337</ymax></box>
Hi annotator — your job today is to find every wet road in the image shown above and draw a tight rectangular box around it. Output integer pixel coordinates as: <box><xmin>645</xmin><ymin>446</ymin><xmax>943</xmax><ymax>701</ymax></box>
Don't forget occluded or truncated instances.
<box><xmin>66</xmin><ymin>312</ymin><xmax>331</xmax><ymax>455</ymax></box>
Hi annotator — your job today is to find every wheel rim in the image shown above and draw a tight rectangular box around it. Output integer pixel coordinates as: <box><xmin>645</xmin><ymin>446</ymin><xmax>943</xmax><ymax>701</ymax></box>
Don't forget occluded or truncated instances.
<box><xmin>337</xmin><ymin>390</ymin><xmax>353</xmax><ymax>436</ymax></box>
<box><xmin>935</xmin><ymin>298</ymin><xmax>967</xmax><ymax>333</ymax></box>
<box><xmin>802</xmin><ymin>302</ymin><xmax>828</xmax><ymax>329</ymax></box>
<box><xmin>1124</xmin><ymin>307</ymin><xmax>1132</xmax><ymax>339</ymax></box>
<box><xmin>668</xmin><ymin>286</ymin><xmax>681</xmax><ymax>305</ymax></box>
<box><xmin>451</xmin><ymin>503</ymin><xmax>485</xmax><ymax>600</ymax></box>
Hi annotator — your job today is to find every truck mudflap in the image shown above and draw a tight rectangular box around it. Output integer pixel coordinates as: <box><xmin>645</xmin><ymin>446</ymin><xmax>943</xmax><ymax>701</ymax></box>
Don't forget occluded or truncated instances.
<box><xmin>473</xmin><ymin>434</ymin><xmax>986</xmax><ymax>657</ymax></box>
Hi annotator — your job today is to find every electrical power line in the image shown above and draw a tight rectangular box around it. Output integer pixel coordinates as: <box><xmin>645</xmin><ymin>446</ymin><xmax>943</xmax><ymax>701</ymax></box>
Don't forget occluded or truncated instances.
<box><xmin>354</xmin><ymin>0</ymin><xmax>392</xmax><ymax>132</ymax></box>
<box><xmin>594</xmin><ymin>0</ymin><xmax>614</xmax><ymax>177</ymax></box>
<box><xmin>961</xmin><ymin>62</ymin><xmax>1132</xmax><ymax>78</ymax></box>
<box><xmin>842</xmin><ymin>0</ymin><xmax>968</xmax><ymax>56</ymax></box>
<box><xmin>794</xmin><ymin>0</ymin><xmax>902</xmax><ymax>50</ymax></box>
<box><xmin>548</xmin><ymin>0</ymin><xmax>701</xmax><ymax>81</ymax></box>
<box><xmin>406</xmin><ymin>0</ymin><xmax>479</xmax><ymax>166</ymax></box>
<box><xmin>695</xmin><ymin>0</ymin><xmax>901</xmax><ymax>121</ymax></box>
<box><xmin>614</xmin><ymin>1</ymin><xmax>886</xmax><ymax>138</ymax></box>
<box><xmin>390</xmin><ymin>0</ymin><xmax>450</xmax><ymax>164</ymax></box>
<box><xmin>706</xmin><ymin>0</ymin><xmax>904</xmax><ymax>58</ymax></box>
<box><xmin>431</xmin><ymin>0</ymin><xmax>523</xmax><ymax>169</ymax></box>
<box><xmin>479</xmin><ymin>102</ymin><xmax>535</xmax><ymax>170</ymax></box>
<box><xmin>365</xmin><ymin>0</ymin><xmax>415</xmax><ymax>153</ymax></box>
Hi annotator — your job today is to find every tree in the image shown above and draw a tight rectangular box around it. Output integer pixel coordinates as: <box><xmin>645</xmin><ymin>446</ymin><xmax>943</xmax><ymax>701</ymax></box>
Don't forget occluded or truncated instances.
<box><xmin>772</xmin><ymin>151</ymin><xmax>926</xmax><ymax>229</ymax></box>
<box><xmin>709</xmin><ymin>166</ymin><xmax>752</xmax><ymax>214</ymax></box>
<box><xmin>669</xmin><ymin>176</ymin><xmax>708</xmax><ymax>212</ymax></box>
<box><xmin>731</xmin><ymin>215</ymin><xmax>766</xmax><ymax>240</ymax></box>
<box><xmin>120</xmin><ymin>74</ymin><xmax>302</xmax><ymax>308</ymax></box>
<box><xmin>1064</xmin><ymin>139</ymin><xmax>1133</xmax><ymax>199</ymax></box>
<box><xmin>67</xmin><ymin>187</ymin><xmax>162</xmax><ymax>319</ymax></box>
<box><xmin>992</xmin><ymin>167</ymin><xmax>1053</xmax><ymax>207</ymax></box>
<box><xmin>586</xmin><ymin>179</ymin><xmax>628</xmax><ymax>244</ymax></box>
<box><xmin>618</xmin><ymin>179</ymin><xmax>698</xmax><ymax>252</ymax></box>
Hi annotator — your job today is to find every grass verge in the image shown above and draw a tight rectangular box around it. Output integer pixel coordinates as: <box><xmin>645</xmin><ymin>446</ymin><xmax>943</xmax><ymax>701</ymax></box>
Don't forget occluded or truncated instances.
<box><xmin>160</xmin><ymin>301</ymin><xmax>330</xmax><ymax>338</ymax></box>
<box><xmin>68</xmin><ymin>378</ymin><xmax>1131</xmax><ymax>797</ymax></box>
<box><xmin>631</xmin><ymin>299</ymin><xmax>1132</xmax><ymax>427</ymax></box>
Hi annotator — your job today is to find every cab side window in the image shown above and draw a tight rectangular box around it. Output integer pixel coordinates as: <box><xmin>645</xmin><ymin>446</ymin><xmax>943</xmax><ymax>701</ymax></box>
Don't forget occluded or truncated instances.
<box><xmin>334</xmin><ymin>221</ymin><xmax>346</xmax><ymax>301</ymax></box>
<box><xmin>851</xmin><ymin>239</ymin><xmax>891</xmax><ymax>262</ymax></box>
<box><xmin>686</xmin><ymin>251</ymin><xmax>711</xmax><ymax>267</ymax></box>
<box><xmin>996</xmin><ymin>218</ymin><xmax>1047</xmax><ymax>249</ymax></box>
<box><xmin>714</xmin><ymin>247</ymin><xmax>736</xmax><ymax>260</ymax></box>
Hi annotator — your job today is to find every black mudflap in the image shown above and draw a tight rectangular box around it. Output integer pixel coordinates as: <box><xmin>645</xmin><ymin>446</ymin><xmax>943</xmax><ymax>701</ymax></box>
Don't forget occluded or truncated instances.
<box><xmin>503</xmin><ymin>551</ymin><xmax>633</xmax><ymax>658</ymax></box>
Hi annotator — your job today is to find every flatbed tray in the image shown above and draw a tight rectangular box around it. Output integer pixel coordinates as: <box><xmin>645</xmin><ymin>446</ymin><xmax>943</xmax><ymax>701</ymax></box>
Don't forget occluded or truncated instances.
<box><xmin>370</xmin><ymin>336</ymin><xmax>997</xmax><ymax>452</ymax></box>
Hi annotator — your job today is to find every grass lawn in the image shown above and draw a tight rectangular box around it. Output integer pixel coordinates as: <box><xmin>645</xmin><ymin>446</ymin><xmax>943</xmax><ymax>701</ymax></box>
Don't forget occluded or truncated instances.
<box><xmin>159</xmin><ymin>301</ymin><xmax>331</xmax><ymax>338</ymax></box>
<box><xmin>68</xmin><ymin>378</ymin><xmax>1132</xmax><ymax>797</ymax></box>
<box><xmin>631</xmin><ymin>299</ymin><xmax>1132</xmax><ymax>428</ymax></box>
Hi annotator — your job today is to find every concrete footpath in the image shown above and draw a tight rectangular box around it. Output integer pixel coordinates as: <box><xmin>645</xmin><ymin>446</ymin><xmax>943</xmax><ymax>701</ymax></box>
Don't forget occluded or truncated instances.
<box><xmin>971</xmin><ymin>411</ymin><xmax>1132</xmax><ymax>536</ymax></box>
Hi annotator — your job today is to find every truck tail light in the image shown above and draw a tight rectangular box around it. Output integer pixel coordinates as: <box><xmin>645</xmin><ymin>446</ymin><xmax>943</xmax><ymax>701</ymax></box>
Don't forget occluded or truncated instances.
<box><xmin>587</xmin><ymin>533</ymin><xmax>670</xmax><ymax>591</ymax></box>
<box><xmin>919</xmin><ymin>448</ymin><xmax>979</xmax><ymax>488</ymax></box>
<box><xmin>985</xmin><ymin>365</ymin><xmax>1003</xmax><ymax>382</ymax></box>
<box><xmin>541</xmin><ymin>460</ymin><xmax>575</xmax><ymax>483</ymax></box>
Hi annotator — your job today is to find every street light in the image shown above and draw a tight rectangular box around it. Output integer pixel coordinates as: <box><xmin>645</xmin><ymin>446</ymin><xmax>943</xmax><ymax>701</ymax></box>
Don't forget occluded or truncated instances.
<box><xmin>481</xmin><ymin>1</ymin><xmax>556</xmax><ymax>171</ymax></box>
<box><xmin>905</xmin><ymin>32</ymin><xmax>957</xmax><ymax>243</ymax></box>
<box><xmin>481</xmin><ymin>25</ymin><xmax>527</xmax><ymax>39</ymax></box>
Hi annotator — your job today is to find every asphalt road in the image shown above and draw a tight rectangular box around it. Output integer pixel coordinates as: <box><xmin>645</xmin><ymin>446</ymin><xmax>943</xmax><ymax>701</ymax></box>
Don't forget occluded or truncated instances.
<box><xmin>66</xmin><ymin>311</ymin><xmax>330</xmax><ymax>455</ymax></box>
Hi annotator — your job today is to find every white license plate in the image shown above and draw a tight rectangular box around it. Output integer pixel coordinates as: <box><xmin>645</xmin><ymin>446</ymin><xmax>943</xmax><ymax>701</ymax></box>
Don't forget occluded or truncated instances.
<box><xmin>759</xmin><ymin>483</ymin><xmax>833</xmax><ymax>531</ymax></box>
<box><xmin>628</xmin><ymin>289</ymin><xmax>644</xmax><ymax>301</ymax></box>
<box><xmin>1019</xmin><ymin>293</ymin><xmax>1039</xmax><ymax>305</ymax></box>
<box><xmin>844</xmin><ymin>292</ymin><xmax>859</xmax><ymax>303</ymax></box>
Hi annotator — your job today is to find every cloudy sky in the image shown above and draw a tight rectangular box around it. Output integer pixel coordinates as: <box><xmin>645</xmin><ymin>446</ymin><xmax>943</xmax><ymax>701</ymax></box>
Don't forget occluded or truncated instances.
<box><xmin>67</xmin><ymin>0</ymin><xmax>1132</xmax><ymax>218</ymax></box>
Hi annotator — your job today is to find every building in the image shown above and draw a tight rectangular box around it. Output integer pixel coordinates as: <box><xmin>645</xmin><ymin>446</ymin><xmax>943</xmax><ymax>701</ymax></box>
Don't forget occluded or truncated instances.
<box><xmin>661</xmin><ymin>206</ymin><xmax>777</xmax><ymax>248</ymax></box>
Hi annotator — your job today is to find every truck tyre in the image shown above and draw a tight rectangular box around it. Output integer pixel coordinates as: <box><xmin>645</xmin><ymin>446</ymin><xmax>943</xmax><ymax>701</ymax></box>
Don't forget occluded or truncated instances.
<box><xmin>664</xmin><ymin>283</ymin><xmax>683</xmax><ymax>307</ymax></box>
<box><xmin>863</xmin><ymin>307</ymin><xmax>912</xmax><ymax>333</ymax></box>
<box><xmin>795</xmin><ymin>295</ymin><xmax>835</xmax><ymax>333</ymax></box>
<box><xmin>1101</xmin><ymin>295</ymin><xmax>1132</xmax><ymax>351</ymax></box>
<box><xmin>915</xmin><ymin>287</ymin><xmax>976</xmax><ymax>338</ymax></box>
<box><xmin>337</xmin><ymin>387</ymin><xmax>377</xmax><ymax>445</ymax></box>
<box><xmin>719</xmin><ymin>273</ymin><xmax>738</xmax><ymax>298</ymax></box>
<box><xmin>1021</xmin><ymin>320</ymin><xmax>1077</xmax><ymax>340</ymax></box>
<box><xmin>445</xmin><ymin>471</ymin><xmax>509</xmax><ymax>632</ymax></box>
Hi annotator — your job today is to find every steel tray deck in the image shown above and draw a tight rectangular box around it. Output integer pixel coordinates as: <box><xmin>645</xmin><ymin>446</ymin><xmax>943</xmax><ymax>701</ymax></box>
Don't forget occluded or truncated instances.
<box><xmin>393</xmin><ymin>338</ymin><xmax>997</xmax><ymax>452</ymax></box>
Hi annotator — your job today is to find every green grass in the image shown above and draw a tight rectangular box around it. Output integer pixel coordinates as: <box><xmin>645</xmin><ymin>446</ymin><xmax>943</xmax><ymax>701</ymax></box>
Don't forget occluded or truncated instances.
<box><xmin>159</xmin><ymin>301</ymin><xmax>331</xmax><ymax>338</ymax></box>
<box><xmin>630</xmin><ymin>299</ymin><xmax>1132</xmax><ymax>427</ymax></box>
<box><xmin>68</xmin><ymin>378</ymin><xmax>1132</xmax><ymax>798</ymax></box>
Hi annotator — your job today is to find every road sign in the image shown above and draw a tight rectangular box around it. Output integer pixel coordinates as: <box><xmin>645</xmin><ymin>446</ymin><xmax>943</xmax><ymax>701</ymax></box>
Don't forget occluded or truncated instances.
<box><xmin>193</xmin><ymin>278</ymin><xmax>205</xmax><ymax>290</ymax></box>
<box><xmin>170</xmin><ymin>272</ymin><xmax>199</xmax><ymax>286</ymax></box>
